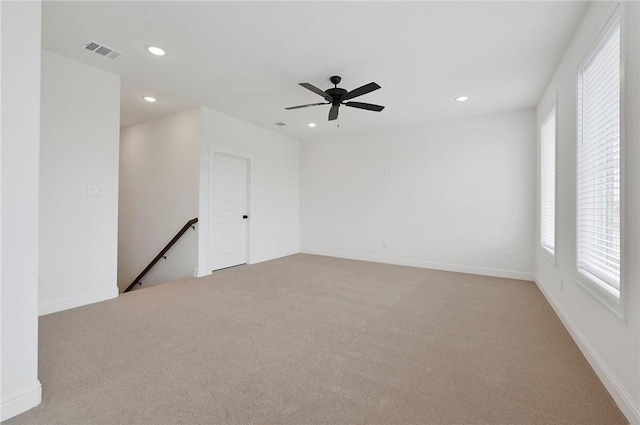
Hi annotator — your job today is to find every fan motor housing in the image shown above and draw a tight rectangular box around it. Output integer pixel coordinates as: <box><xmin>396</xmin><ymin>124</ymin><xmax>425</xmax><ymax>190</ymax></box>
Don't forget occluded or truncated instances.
<box><xmin>325</xmin><ymin>87</ymin><xmax>348</xmax><ymax>104</ymax></box>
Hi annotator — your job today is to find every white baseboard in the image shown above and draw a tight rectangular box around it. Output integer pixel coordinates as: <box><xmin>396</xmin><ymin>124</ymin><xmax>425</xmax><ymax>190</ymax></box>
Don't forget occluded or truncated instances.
<box><xmin>535</xmin><ymin>275</ymin><xmax>640</xmax><ymax>424</ymax></box>
<box><xmin>249</xmin><ymin>249</ymin><xmax>301</xmax><ymax>266</ymax></box>
<box><xmin>197</xmin><ymin>250</ymin><xmax>301</xmax><ymax>275</ymax></box>
<box><xmin>39</xmin><ymin>287</ymin><xmax>118</xmax><ymax>316</ymax></box>
<box><xmin>1</xmin><ymin>382</ymin><xmax>42</xmax><ymax>422</ymax></box>
<box><xmin>301</xmin><ymin>248</ymin><xmax>534</xmax><ymax>281</ymax></box>
<box><xmin>196</xmin><ymin>268</ymin><xmax>211</xmax><ymax>278</ymax></box>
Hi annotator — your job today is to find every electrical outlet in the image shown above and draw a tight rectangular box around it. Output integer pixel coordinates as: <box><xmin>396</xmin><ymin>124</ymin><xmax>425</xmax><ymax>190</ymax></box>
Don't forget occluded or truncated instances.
<box><xmin>87</xmin><ymin>186</ymin><xmax>106</xmax><ymax>197</ymax></box>
<box><xmin>505</xmin><ymin>251</ymin><xmax>512</xmax><ymax>261</ymax></box>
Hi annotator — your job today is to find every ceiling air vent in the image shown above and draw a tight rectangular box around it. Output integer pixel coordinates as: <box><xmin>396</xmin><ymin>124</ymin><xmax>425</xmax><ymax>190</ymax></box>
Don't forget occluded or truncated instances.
<box><xmin>274</xmin><ymin>122</ymin><xmax>287</xmax><ymax>127</ymax></box>
<box><xmin>83</xmin><ymin>40</ymin><xmax>123</xmax><ymax>60</ymax></box>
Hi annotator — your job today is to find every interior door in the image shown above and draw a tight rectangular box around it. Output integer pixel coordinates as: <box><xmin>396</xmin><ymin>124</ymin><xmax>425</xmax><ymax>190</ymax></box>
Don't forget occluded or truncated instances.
<box><xmin>209</xmin><ymin>152</ymin><xmax>249</xmax><ymax>271</ymax></box>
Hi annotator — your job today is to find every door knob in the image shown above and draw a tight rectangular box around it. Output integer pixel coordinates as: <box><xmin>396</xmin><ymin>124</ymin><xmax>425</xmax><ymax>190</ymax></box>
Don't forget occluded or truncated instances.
<box><xmin>242</xmin><ymin>215</ymin><xmax>248</xmax><ymax>219</ymax></box>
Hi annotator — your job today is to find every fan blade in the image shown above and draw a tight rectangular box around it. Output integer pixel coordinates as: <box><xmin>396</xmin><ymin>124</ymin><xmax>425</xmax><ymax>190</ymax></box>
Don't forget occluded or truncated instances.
<box><xmin>344</xmin><ymin>82</ymin><xmax>381</xmax><ymax>100</ymax></box>
<box><xmin>344</xmin><ymin>101</ymin><xmax>385</xmax><ymax>112</ymax></box>
<box><xmin>299</xmin><ymin>83</ymin><xmax>333</xmax><ymax>101</ymax></box>
<box><xmin>328</xmin><ymin>104</ymin><xmax>339</xmax><ymax>121</ymax></box>
<box><xmin>285</xmin><ymin>102</ymin><xmax>329</xmax><ymax>110</ymax></box>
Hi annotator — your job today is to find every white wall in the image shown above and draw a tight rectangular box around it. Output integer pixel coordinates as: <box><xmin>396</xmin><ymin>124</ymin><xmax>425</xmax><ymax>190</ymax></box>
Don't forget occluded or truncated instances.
<box><xmin>198</xmin><ymin>107</ymin><xmax>300</xmax><ymax>274</ymax></box>
<box><xmin>535</xmin><ymin>2</ymin><xmax>640</xmax><ymax>422</ymax></box>
<box><xmin>119</xmin><ymin>108</ymin><xmax>200</xmax><ymax>292</ymax></box>
<box><xmin>39</xmin><ymin>50</ymin><xmax>120</xmax><ymax>314</ymax></box>
<box><xmin>1</xmin><ymin>1</ymin><xmax>42</xmax><ymax>420</ymax></box>
<box><xmin>301</xmin><ymin>109</ymin><xmax>536</xmax><ymax>280</ymax></box>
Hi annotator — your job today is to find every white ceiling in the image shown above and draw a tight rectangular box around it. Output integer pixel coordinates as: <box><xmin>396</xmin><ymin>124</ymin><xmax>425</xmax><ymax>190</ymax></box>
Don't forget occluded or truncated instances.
<box><xmin>42</xmin><ymin>1</ymin><xmax>588</xmax><ymax>141</ymax></box>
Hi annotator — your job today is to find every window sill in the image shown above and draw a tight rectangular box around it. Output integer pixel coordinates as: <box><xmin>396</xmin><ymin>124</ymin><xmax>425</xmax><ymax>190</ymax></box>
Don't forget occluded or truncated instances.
<box><xmin>539</xmin><ymin>246</ymin><xmax>556</xmax><ymax>266</ymax></box>
<box><xmin>573</xmin><ymin>270</ymin><xmax>625</xmax><ymax>322</ymax></box>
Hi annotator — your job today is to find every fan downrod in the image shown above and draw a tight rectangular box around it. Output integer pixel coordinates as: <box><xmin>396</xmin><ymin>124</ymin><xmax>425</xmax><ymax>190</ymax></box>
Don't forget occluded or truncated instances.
<box><xmin>325</xmin><ymin>76</ymin><xmax>347</xmax><ymax>104</ymax></box>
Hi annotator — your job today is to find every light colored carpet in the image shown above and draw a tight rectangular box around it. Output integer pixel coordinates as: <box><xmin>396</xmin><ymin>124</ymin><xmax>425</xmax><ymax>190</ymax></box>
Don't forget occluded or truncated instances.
<box><xmin>5</xmin><ymin>254</ymin><xmax>627</xmax><ymax>425</ymax></box>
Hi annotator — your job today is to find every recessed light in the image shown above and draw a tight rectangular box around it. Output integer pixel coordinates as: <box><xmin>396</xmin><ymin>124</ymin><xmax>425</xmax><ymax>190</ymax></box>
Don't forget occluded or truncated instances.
<box><xmin>308</xmin><ymin>123</ymin><xmax>317</xmax><ymax>128</ymax></box>
<box><xmin>143</xmin><ymin>96</ymin><xmax>157</xmax><ymax>103</ymax></box>
<box><xmin>147</xmin><ymin>46</ymin><xmax>166</xmax><ymax>56</ymax></box>
<box><xmin>455</xmin><ymin>96</ymin><xmax>469</xmax><ymax>102</ymax></box>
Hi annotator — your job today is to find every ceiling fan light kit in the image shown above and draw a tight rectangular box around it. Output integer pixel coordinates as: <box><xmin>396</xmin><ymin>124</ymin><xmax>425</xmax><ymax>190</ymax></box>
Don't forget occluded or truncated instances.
<box><xmin>286</xmin><ymin>75</ymin><xmax>385</xmax><ymax>122</ymax></box>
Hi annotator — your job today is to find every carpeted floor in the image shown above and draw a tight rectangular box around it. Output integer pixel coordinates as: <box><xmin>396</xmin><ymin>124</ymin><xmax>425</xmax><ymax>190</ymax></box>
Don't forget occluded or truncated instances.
<box><xmin>5</xmin><ymin>254</ymin><xmax>627</xmax><ymax>425</ymax></box>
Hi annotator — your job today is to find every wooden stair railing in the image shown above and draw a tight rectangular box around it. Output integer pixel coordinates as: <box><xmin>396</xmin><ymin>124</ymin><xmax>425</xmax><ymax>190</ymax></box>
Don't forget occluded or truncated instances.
<box><xmin>124</xmin><ymin>218</ymin><xmax>198</xmax><ymax>293</ymax></box>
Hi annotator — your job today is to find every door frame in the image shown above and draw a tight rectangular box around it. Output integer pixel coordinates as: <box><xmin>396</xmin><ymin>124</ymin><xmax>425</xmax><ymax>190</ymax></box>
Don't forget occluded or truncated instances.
<box><xmin>208</xmin><ymin>149</ymin><xmax>251</xmax><ymax>272</ymax></box>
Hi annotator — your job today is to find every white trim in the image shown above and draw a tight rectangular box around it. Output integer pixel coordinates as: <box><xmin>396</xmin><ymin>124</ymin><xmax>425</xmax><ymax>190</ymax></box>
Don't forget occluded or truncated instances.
<box><xmin>301</xmin><ymin>249</ymin><xmax>534</xmax><ymax>281</ymax></box>
<box><xmin>574</xmin><ymin>273</ymin><xmax>625</xmax><ymax>322</ymax></box>
<box><xmin>208</xmin><ymin>151</ymin><xmax>251</xmax><ymax>272</ymax></box>
<box><xmin>538</xmin><ymin>245</ymin><xmax>556</xmax><ymax>267</ymax></box>
<box><xmin>198</xmin><ymin>251</ymin><xmax>300</xmax><ymax>274</ymax></box>
<box><xmin>39</xmin><ymin>287</ymin><xmax>118</xmax><ymax>316</ymax></box>
<box><xmin>538</xmin><ymin>97</ymin><xmax>557</xmax><ymax>265</ymax></box>
<box><xmin>1</xmin><ymin>382</ymin><xmax>42</xmax><ymax>422</ymax></box>
<box><xmin>577</xmin><ymin>2</ymin><xmax>621</xmax><ymax>71</ymax></box>
<box><xmin>534</xmin><ymin>275</ymin><xmax>640</xmax><ymax>424</ymax></box>
<box><xmin>196</xmin><ymin>268</ymin><xmax>211</xmax><ymax>277</ymax></box>
<box><xmin>574</xmin><ymin>4</ymin><xmax>625</xmax><ymax>319</ymax></box>
<box><xmin>249</xmin><ymin>249</ymin><xmax>301</xmax><ymax>266</ymax></box>
<box><xmin>617</xmin><ymin>0</ymin><xmax>629</xmax><ymax>323</ymax></box>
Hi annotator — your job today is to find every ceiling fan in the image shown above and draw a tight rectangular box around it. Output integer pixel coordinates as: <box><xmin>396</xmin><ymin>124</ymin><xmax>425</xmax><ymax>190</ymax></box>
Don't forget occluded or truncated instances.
<box><xmin>285</xmin><ymin>76</ymin><xmax>385</xmax><ymax>121</ymax></box>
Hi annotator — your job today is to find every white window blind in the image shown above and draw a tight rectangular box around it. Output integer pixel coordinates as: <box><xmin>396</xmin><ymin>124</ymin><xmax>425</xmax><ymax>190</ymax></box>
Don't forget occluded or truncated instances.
<box><xmin>577</xmin><ymin>20</ymin><xmax>621</xmax><ymax>294</ymax></box>
<box><xmin>541</xmin><ymin>107</ymin><xmax>556</xmax><ymax>255</ymax></box>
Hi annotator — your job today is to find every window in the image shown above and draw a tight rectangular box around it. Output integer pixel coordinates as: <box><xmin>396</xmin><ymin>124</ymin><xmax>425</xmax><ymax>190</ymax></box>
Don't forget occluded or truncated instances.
<box><xmin>577</xmin><ymin>16</ymin><xmax>621</xmax><ymax>298</ymax></box>
<box><xmin>540</xmin><ymin>107</ymin><xmax>556</xmax><ymax>257</ymax></box>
